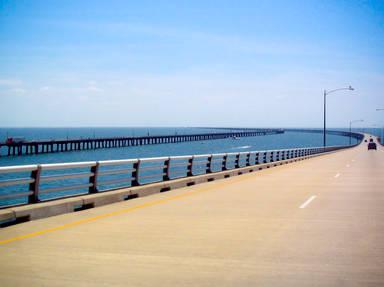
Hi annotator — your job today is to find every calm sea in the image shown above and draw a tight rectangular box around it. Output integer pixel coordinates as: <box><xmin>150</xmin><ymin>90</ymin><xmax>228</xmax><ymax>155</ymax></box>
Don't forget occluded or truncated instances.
<box><xmin>0</xmin><ymin>127</ymin><xmax>378</xmax><ymax>167</ymax></box>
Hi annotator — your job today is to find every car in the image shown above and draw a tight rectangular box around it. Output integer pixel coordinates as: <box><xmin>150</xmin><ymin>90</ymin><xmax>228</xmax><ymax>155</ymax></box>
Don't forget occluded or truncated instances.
<box><xmin>368</xmin><ymin>142</ymin><xmax>377</xmax><ymax>150</ymax></box>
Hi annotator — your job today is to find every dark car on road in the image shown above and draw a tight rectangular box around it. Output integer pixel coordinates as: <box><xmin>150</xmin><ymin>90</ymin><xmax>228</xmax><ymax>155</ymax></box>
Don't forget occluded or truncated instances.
<box><xmin>368</xmin><ymin>138</ymin><xmax>377</xmax><ymax>150</ymax></box>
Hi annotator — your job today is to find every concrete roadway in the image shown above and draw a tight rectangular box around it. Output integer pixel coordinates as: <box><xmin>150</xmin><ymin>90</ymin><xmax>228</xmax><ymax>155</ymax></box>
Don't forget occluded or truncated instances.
<box><xmin>0</xmin><ymin>136</ymin><xmax>383</xmax><ymax>287</ymax></box>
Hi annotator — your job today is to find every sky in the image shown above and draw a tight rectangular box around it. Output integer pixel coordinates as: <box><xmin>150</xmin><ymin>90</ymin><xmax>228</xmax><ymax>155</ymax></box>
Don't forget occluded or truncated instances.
<box><xmin>0</xmin><ymin>0</ymin><xmax>383</xmax><ymax>128</ymax></box>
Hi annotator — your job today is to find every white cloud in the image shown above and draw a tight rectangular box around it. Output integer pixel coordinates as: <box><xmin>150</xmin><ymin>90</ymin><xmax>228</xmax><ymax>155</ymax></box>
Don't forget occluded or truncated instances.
<box><xmin>78</xmin><ymin>95</ymin><xmax>90</xmax><ymax>102</ymax></box>
<box><xmin>40</xmin><ymin>86</ymin><xmax>50</xmax><ymax>91</ymax></box>
<box><xmin>0</xmin><ymin>79</ymin><xmax>22</xmax><ymax>87</ymax></box>
<box><xmin>9</xmin><ymin>88</ymin><xmax>27</xmax><ymax>94</ymax></box>
<box><xmin>86</xmin><ymin>86</ymin><xmax>103</xmax><ymax>92</ymax></box>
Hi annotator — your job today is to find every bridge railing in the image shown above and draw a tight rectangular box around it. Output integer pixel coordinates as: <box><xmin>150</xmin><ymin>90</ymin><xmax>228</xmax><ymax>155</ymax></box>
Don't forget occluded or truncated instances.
<box><xmin>0</xmin><ymin>144</ymin><xmax>355</xmax><ymax>208</ymax></box>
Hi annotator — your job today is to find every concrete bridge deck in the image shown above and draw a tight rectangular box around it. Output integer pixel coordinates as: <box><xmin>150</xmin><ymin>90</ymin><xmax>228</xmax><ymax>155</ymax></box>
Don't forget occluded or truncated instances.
<box><xmin>0</xmin><ymin>136</ymin><xmax>383</xmax><ymax>286</ymax></box>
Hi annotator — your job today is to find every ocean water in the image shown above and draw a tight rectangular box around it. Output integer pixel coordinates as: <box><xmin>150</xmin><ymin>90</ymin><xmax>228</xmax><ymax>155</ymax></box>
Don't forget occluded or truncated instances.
<box><xmin>0</xmin><ymin>127</ymin><xmax>370</xmax><ymax>167</ymax></box>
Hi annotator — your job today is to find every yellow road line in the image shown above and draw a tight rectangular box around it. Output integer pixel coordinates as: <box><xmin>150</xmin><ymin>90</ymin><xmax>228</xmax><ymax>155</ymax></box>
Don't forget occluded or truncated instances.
<box><xmin>0</xmin><ymin>175</ymin><xmax>249</xmax><ymax>246</ymax></box>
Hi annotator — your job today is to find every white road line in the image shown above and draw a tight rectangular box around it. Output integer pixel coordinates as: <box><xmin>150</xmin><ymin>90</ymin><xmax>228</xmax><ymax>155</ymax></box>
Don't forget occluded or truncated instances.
<box><xmin>299</xmin><ymin>195</ymin><xmax>317</xmax><ymax>209</ymax></box>
<box><xmin>334</xmin><ymin>173</ymin><xmax>340</xmax><ymax>178</ymax></box>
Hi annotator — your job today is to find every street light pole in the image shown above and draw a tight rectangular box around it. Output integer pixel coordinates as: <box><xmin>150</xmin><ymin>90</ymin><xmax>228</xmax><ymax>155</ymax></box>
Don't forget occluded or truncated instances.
<box><xmin>349</xmin><ymin>119</ymin><xmax>363</xmax><ymax>145</ymax></box>
<box><xmin>323</xmin><ymin>90</ymin><xmax>326</xmax><ymax>147</ymax></box>
<box><xmin>377</xmin><ymin>109</ymin><xmax>384</xmax><ymax>144</ymax></box>
<box><xmin>323</xmin><ymin>86</ymin><xmax>354</xmax><ymax>147</ymax></box>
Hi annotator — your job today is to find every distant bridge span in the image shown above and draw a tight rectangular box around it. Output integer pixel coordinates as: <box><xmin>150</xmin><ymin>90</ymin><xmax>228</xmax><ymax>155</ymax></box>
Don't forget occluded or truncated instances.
<box><xmin>0</xmin><ymin>129</ymin><xmax>283</xmax><ymax>157</ymax></box>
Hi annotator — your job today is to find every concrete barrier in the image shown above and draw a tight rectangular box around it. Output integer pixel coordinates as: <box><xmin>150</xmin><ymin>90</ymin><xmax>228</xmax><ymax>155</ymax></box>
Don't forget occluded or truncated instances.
<box><xmin>0</xmin><ymin>209</ymin><xmax>15</xmax><ymax>226</ymax></box>
<box><xmin>12</xmin><ymin>197</ymin><xmax>84</xmax><ymax>221</ymax></box>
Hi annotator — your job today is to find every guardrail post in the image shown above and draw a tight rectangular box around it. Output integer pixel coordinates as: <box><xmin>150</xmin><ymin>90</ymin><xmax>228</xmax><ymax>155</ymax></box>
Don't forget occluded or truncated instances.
<box><xmin>235</xmin><ymin>153</ymin><xmax>240</xmax><ymax>168</ymax></box>
<box><xmin>131</xmin><ymin>160</ymin><xmax>140</xmax><ymax>186</ymax></box>
<box><xmin>222</xmin><ymin>154</ymin><xmax>228</xmax><ymax>170</ymax></box>
<box><xmin>255</xmin><ymin>152</ymin><xmax>259</xmax><ymax>164</ymax></box>
<box><xmin>263</xmin><ymin>152</ymin><xmax>267</xmax><ymax>163</ymax></box>
<box><xmin>187</xmin><ymin>157</ymin><xmax>193</xmax><ymax>176</ymax></box>
<box><xmin>206</xmin><ymin>155</ymin><xmax>213</xmax><ymax>173</ymax></box>
<box><xmin>89</xmin><ymin>162</ymin><xmax>99</xmax><ymax>193</ymax></box>
<box><xmin>28</xmin><ymin>165</ymin><xmax>42</xmax><ymax>204</ymax></box>
<box><xmin>246</xmin><ymin>152</ymin><xmax>251</xmax><ymax>166</ymax></box>
<box><xmin>163</xmin><ymin>158</ymin><xmax>171</xmax><ymax>181</ymax></box>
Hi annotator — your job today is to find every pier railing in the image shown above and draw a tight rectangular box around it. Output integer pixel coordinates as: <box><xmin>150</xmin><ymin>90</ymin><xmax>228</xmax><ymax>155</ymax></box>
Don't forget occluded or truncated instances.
<box><xmin>0</xmin><ymin>144</ymin><xmax>357</xmax><ymax>208</ymax></box>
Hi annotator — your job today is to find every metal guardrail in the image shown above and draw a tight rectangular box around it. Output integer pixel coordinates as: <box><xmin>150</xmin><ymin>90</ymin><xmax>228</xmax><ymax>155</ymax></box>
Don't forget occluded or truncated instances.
<box><xmin>0</xmin><ymin>144</ymin><xmax>357</xmax><ymax>208</ymax></box>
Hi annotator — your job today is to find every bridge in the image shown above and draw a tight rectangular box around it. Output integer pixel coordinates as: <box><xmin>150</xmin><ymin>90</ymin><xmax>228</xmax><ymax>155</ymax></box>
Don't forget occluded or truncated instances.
<box><xmin>0</xmin><ymin>129</ymin><xmax>283</xmax><ymax>156</ymax></box>
<box><xmin>0</xmin><ymin>134</ymin><xmax>383</xmax><ymax>286</ymax></box>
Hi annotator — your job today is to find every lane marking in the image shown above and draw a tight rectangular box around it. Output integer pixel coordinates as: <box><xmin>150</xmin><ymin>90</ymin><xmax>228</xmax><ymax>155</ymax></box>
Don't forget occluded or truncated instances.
<box><xmin>0</xmin><ymin>173</ymin><xmax>257</xmax><ymax>246</ymax></box>
<box><xmin>334</xmin><ymin>173</ymin><xmax>340</xmax><ymax>178</ymax></box>
<box><xmin>299</xmin><ymin>195</ymin><xmax>317</xmax><ymax>209</ymax></box>
<box><xmin>0</xmin><ymin>189</ymin><xmax>210</xmax><ymax>245</ymax></box>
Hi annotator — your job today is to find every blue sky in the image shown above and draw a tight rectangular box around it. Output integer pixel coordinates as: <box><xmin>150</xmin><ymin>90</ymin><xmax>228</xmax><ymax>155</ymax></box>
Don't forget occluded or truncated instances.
<box><xmin>0</xmin><ymin>0</ymin><xmax>383</xmax><ymax>127</ymax></box>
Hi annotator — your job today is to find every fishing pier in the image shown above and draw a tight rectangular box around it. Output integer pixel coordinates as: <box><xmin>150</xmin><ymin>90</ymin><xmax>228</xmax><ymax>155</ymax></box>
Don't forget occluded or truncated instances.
<box><xmin>0</xmin><ymin>129</ymin><xmax>283</xmax><ymax>156</ymax></box>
